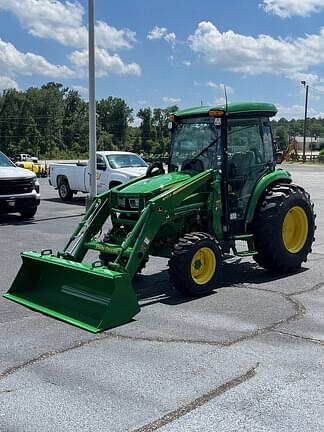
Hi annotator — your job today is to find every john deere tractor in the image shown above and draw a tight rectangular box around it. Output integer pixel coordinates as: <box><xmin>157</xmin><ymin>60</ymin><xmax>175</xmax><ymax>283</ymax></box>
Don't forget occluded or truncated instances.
<box><xmin>5</xmin><ymin>102</ymin><xmax>316</xmax><ymax>332</ymax></box>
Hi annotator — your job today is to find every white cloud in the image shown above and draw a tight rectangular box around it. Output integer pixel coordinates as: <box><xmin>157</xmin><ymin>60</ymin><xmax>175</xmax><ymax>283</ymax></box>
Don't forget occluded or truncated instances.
<box><xmin>0</xmin><ymin>0</ymin><xmax>86</xmax><ymax>47</ymax></box>
<box><xmin>130</xmin><ymin>117</ymin><xmax>142</xmax><ymax>128</ymax></box>
<box><xmin>275</xmin><ymin>103</ymin><xmax>317</xmax><ymax>119</ymax></box>
<box><xmin>69</xmin><ymin>48</ymin><xmax>141</xmax><ymax>78</ymax></box>
<box><xmin>0</xmin><ymin>38</ymin><xmax>74</xmax><ymax>78</ymax></box>
<box><xmin>261</xmin><ymin>0</ymin><xmax>324</xmax><ymax>18</ymax></box>
<box><xmin>164</xmin><ymin>32</ymin><xmax>176</xmax><ymax>46</ymax></box>
<box><xmin>206</xmin><ymin>81</ymin><xmax>234</xmax><ymax>94</ymax></box>
<box><xmin>0</xmin><ymin>0</ymin><xmax>141</xmax><ymax>81</ymax></box>
<box><xmin>147</xmin><ymin>26</ymin><xmax>168</xmax><ymax>40</ymax></box>
<box><xmin>95</xmin><ymin>21</ymin><xmax>136</xmax><ymax>50</ymax></box>
<box><xmin>0</xmin><ymin>76</ymin><xmax>19</xmax><ymax>90</ymax></box>
<box><xmin>147</xmin><ymin>26</ymin><xmax>177</xmax><ymax>46</ymax></box>
<box><xmin>188</xmin><ymin>21</ymin><xmax>324</xmax><ymax>79</ymax></box>
<box><xmin>0</xmin><ymin>0</ymin><xmax>136</xmax><ymax>50</ymax></box>
<box><xmin>182</xmin><ymin>60</ymin><xmax>192</xmax><ymax>67</ymax></box>
<box><xmin>162</xmin><ymin>96</ymin><xmax>181</xmax><ymax>105</ymax></box>
<box><xmin>71</xmin><ymin>85</ymin><xmax>88</xmax><ymax>96</ymax></box>
<box><xmin>211</xmin><ymin>97</ymin><xmax>227</xmax><ymax>106</ymax></box>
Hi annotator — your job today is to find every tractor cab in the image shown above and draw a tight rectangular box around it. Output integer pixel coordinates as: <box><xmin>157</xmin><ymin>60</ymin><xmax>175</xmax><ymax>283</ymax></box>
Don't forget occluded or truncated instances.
<box><xmin>169</xmin><ymin>103</ymin><xmax>277</xmax><ymax>231</ymax></box>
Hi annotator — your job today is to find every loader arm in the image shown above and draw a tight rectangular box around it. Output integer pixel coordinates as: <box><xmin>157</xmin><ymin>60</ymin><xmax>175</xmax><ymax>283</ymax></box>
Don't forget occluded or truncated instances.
<box><xmin>4</xmin><ymin>169</ymin><xmax>215</xmax><ymax>333</ymax></box>
<box><xmin>118</xmin><ymin>169</ymin><xmax>214</xmax><ymax>278</ymax></box>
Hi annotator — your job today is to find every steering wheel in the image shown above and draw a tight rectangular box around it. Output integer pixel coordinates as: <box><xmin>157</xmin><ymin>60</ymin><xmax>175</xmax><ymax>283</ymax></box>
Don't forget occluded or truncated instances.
<box><xmin>146</xmin><ymin>161</ymin><xmax>165</xmax><ymax>177</ymax></box>
<box><xmin>182</xmin><ymin>159</ymin><xmax>204</xmax><ymax>171</ymax></box>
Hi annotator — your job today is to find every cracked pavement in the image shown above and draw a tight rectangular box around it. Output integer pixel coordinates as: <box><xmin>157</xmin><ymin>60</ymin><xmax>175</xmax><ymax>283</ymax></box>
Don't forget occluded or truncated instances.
<box><xmin>0</xmin><ymin>164</ymin><xmax>323</xmax><ymax>431</ymax></box>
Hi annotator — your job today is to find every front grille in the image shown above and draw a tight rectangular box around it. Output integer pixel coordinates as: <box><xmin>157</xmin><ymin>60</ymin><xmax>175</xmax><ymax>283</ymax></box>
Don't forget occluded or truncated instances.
<box><xmin>0</xmin><ymin>178</ymin><xmax>34</xmax><ymax>195</ymax></box>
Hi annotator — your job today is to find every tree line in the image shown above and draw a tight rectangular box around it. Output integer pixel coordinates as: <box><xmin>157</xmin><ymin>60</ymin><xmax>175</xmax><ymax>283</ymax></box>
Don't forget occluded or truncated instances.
<box><xmin>0</xmin><ymin>82</ymin><xmax>177</xmax><ymax>159</ymax></box>
<box><xmin>272</xmin><ymin>117</ymin><xmax>324</xmax><ymax>150</ymax></box>
<box><xmin>1</xmin><ymin>82</ymin><xmax>324</xmax><ymax>158</ymax></box>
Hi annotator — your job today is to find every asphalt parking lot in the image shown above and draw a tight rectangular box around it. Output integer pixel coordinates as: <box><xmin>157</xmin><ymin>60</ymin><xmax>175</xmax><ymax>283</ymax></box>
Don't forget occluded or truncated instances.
<box><xmin>0</xmin><ymin>164</ymin><xmax>324</xmax><ymax>432</ymax></box>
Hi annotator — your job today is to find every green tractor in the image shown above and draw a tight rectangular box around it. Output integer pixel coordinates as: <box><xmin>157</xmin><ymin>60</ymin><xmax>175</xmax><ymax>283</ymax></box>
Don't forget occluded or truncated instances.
<box><xmin>4</xmin><ymin>102</ymin><xmax>316</xmax><ymax>332</ymax></box>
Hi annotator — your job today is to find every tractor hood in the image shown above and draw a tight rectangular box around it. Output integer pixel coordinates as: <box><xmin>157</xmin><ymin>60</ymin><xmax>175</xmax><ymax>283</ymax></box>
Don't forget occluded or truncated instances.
<box><xmin>119</xmin><ymin>171</ymin><xmax>193</xmax><ymax>195</ymax></box>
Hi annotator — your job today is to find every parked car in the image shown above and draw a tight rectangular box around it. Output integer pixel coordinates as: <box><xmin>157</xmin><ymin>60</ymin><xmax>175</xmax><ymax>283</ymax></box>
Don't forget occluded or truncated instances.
<box><xmin>12</xmin><ymin>153</ymin><xmax>38</xmax><ymax>163</ymax></box>
<box><xmin>11</xmin><ymin>154</ymin><xmax>47</xmax><ymax>177</ymax></box>
<box><xmin>0</xmin><ymin>151</ymin><xmax>40</xmax><ymax>218</ymax></box>
<box><xmin>48</xmin><ymin>151</ymin><xmax>148</xmax><ymax>201</ymax></box>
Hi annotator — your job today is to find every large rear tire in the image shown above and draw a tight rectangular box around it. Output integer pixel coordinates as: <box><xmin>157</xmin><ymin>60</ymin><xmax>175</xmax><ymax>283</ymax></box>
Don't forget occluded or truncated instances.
<box><xmin>168</xmin><ymin>232</ymin><xmax>222</xmax><ymax>296</ymax></box>
<box><xmin>252</xmin><ymin>183</ymin><xmax>316</xmax><ymax>273</ymax></box>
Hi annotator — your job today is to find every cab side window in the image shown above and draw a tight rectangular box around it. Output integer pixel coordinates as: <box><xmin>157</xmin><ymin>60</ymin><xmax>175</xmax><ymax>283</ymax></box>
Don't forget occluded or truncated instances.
<box><xmin>262</xmin><ymin>118</ymin><xmax>274</xmax><ymax>163</ymax></box>
<box><xmin>228</xmin><ymin>117</ymin><xmax>265</xmax><ymax>164</ymax></box>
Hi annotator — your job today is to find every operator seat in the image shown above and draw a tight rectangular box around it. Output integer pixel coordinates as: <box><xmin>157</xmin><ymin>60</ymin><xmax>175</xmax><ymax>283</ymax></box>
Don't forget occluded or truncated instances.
<box><xmin>229</xmin><ymin>151</ymin><xmax>254</xmax><ymax>189</ymax></box>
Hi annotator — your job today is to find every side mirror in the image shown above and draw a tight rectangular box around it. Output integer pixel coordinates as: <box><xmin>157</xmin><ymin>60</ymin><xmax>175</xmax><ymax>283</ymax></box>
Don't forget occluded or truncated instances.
<box><xmin>96</xmin><ymin>162</ymin><xmax>107</xmax><ymax>171</ymax></box>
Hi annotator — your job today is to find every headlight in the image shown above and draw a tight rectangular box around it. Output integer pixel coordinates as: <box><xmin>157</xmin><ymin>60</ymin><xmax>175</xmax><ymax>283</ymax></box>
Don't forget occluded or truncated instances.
<box><xmin>129</xmin><ymin>198</ymin><xmax>139</xmax><ymax>209</ymax></box>
<box><xmin>117</xmin><ymin>196</ymin><xmax>139</xmax><ymax>209</ymax></box>
<box><xmin>32</xmin><ymin>177</ymin><xmax>40</xmax><ymax>193</ymax></box>
<box><xmin>117</xmin><ymin>197</ymin><xmax>126</xmax><ymax>208</ymax></box>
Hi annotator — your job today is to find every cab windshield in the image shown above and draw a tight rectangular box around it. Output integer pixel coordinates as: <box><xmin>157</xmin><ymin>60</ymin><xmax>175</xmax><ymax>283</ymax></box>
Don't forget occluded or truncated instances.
<box><xmin>107</xmin><ymin>153</ymin><xmax>147</xmax><ymax>169</ymax></box>
<box><xmin>169</xmin><ymin>117</ymin><xmax>222</xmax><ymax>172</ymax></box>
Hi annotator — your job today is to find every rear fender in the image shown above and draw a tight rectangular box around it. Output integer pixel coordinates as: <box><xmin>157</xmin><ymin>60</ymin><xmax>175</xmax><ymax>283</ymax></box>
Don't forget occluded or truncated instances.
<box><xmin>246</xmin><ymin>169</ymin><xmax>292</xmax><ymax>224</ymax></box>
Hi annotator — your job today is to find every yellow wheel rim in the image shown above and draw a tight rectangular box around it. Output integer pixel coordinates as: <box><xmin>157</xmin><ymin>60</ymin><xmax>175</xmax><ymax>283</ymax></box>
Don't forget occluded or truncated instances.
<box><xmin>282</xmin><ymin>206</ymin><xmax>308</xmax><ymax>253</ymax></box>
<box><xmin>190</xmin><ymin>247</ymin><xmax>216</xmax><ymax>285</ymax></box>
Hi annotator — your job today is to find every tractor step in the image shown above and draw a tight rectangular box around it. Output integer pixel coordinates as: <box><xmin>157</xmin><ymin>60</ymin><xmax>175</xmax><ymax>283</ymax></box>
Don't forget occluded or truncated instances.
<box><xmin>232</xmin><ymin>234</ymin><xmax>257</xmax><ymax>257</ymax></box>
<box><xmin>234</xmin><ymin>250</ymin><xmax>258</xmax><ymax>257</ymax></box>
<box><xmin>232</xmin><ymin>234</ymin><xmax>254</xmax><ymax>241</ymax></box>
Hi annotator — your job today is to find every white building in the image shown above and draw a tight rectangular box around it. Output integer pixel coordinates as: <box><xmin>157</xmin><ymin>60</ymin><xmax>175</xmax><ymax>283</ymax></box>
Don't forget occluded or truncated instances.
<box><xmin>293</xmin><ymin>136</ymin><xmax>324</xmax><ymax>151</ymax></box>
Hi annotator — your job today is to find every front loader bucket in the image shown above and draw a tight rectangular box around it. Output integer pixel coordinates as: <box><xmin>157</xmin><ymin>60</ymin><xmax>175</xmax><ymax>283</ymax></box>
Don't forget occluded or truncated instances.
<box><xmin>4</xmin><ymin>252</ymin><xmax>140</xmax><ymax>333</ymax></box>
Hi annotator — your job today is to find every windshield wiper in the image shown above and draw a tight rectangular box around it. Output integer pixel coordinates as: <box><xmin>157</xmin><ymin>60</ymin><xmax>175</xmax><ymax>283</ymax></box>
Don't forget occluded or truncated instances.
<box><xmin>187</xmin><ymin>125</ymin><xmax>256</xmax><ymax>162</ymax></box>
<box><xmin>190</xmin><ymin>136</ymin><xmax>221</xmax><ymax>161</ymax></box>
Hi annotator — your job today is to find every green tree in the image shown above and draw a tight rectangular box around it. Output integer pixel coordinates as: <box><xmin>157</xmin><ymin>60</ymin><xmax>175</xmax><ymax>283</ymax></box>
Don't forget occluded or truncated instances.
<box><xmin>137</xmin><ymin>107</ymin><xmax>153</xmax><ymax>153</ymax></box>
<box><xmin>97</xmin><ymin>97</ymin><xmax>133</xmax><ymax>149</ymax></box>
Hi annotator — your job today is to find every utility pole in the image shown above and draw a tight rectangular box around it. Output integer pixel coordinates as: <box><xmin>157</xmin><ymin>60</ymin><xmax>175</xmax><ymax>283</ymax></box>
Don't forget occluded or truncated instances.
<box><xmin>301</xmin><ymin>81</ymin><xmax>309</xmax><ymax>163</ymax></box>
<box><xmin>88</xmin><ymin>0</ymin><xmax>97</xmax><ymax>200</ymax></box>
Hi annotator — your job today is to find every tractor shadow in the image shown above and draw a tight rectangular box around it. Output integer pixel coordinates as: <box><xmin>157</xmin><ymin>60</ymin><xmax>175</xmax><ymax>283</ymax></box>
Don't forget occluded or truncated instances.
<box><xmin>134</xmin><ymin>257</ymin><xmax>308</xmax><ymax>308</ymax></box>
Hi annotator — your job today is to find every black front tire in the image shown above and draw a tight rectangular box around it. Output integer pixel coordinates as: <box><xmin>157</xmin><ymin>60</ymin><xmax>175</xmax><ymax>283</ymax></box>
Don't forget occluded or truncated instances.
<box><xmin>58</xmin><ymin>179</ymin><xmax>73</xmax><ymax>201</ymax></box>
<box><xmin>252</xmin><ymin>183</ymin><xmax>316</xmax><ymax>273</ymax></box>
<box><xmin>168</xmin><ymin>232</ymin><xmax>222</xmax><ymax>296</ymax></box>
<box><xmin>20</xmin><ymin>207</ymin><xmax>37</xmax><ymax>218</ymax></box>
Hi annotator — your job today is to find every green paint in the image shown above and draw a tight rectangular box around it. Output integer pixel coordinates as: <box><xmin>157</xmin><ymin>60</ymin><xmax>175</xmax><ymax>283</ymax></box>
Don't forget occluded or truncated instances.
<box><xmin>246</xmin><ymin>169</ymin><xmax>292</xmax><ymax>223</ymax></box>
<box><xmin>4</xmin><ymin>102</ymin><xmax>302</xmax><ymax>334</ymax></box>
<box><xmin>175</xmin><ymin>102</ymin><xmax>277</xmax><ymax>118</ymax></box>
<box><xmin>120</xmin><ymin>171</ymin><xmax>192</xmax><ymax>194</ymax></box>
<box><xmin>5</xmin><ymin>251</ymin><xmax>139</xmax><ymax>333</ymax></box>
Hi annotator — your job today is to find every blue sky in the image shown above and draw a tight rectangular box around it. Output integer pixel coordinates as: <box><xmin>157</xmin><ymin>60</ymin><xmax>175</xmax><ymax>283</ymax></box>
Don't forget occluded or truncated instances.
<box><xmin>1</xmin><ymin>0</ymin><xmax>324</xmax><ymax>120</ymax></box>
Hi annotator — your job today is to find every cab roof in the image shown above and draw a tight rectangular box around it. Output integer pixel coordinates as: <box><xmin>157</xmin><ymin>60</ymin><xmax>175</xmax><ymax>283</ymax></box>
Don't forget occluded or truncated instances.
<box><xmin>175</xmin><ymin>102</ymin><xmax>277</xmax><ymax>118</ymax></box>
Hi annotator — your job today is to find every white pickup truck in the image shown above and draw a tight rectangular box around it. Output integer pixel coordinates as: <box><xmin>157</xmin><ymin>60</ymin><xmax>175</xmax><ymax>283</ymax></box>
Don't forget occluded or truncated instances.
<box><xmin>48</xmin><ymin>151</ymin><xmax>148</xmax><ymax>201</ymax></box>
<box><xmin>0</xmin><ymin>151</ymin><xmax>40</xmax><ymax>218</ymax></box>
